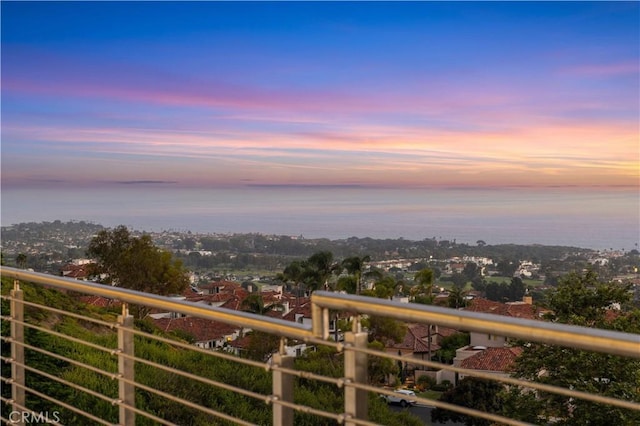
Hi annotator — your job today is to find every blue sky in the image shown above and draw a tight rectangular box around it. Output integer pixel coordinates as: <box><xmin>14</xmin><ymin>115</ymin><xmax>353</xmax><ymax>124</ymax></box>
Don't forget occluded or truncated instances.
<box><xmin>2</xmin><ymin>1</ymin><xmax>638</xmax><ymax>189</ymax></box>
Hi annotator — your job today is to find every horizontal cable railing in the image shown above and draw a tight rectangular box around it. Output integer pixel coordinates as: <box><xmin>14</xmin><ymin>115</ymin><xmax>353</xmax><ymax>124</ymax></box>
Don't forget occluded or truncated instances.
<box><xmin>310</xmin><ymin>291</ymin><xmax>640</xmax><ymax>358</ymax></box>
<box><xmin>1</xmin><ymin>266</ymin><xmax>639</xmax><ymax>426</ymax></box>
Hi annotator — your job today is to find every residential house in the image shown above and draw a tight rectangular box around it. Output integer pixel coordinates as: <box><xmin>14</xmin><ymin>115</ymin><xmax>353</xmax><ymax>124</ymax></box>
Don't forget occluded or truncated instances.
<box><xmin>61</xmin><ymin>263</ymin><xmax>92</xmax><ymax>280</ymax></box>
<box><xmin>458</xmin><ymin>347</ymin><xmax>523</xmax><ymax>381</ymax></box>
<box><xmin>450</xmin><ymin>297</ymin><xmax>548</xmax><ymax>384</ymax></box>
<box><xmin>153</xmin><ymin>317</ymin><xmax>241</xmax><ymax>350</ymax></box>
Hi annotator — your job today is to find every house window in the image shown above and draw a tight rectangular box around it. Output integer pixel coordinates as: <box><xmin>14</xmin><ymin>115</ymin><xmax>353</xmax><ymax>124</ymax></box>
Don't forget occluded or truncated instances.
<box><xmin>296</xmin><ymin>348</ymin><xmax>302</xmax><ymax>357</ymax></box>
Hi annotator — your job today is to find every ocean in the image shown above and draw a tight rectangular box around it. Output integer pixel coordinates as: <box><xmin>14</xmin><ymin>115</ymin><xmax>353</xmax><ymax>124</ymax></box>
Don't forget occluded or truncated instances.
<box><xmin>1</xmin><ymin>186</ymin><xmax>638</xmax><ymax>250</ymax></box>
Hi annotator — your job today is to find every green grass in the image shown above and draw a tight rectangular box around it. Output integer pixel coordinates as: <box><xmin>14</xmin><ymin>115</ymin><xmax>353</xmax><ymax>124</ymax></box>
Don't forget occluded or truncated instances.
<box><xmin>417</xmin><ymin>390</ymin><xmax>443</xmax><ymax>400</ymax></box>
<box><xmin>484</xmin><ymin>275</ymin><xmax>543</xmax><ymax>287</ymax></box>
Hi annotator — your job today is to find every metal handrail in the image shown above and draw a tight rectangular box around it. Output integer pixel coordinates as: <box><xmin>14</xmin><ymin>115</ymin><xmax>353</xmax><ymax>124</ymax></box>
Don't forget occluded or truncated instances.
<box><xmin>1</xmin><ymin>268</ymin><xmax>312</xmax><ymax>340</ymax></box>
<box><xmin>311</xmin><ymin>291</ymin><xmax>640</xmax><ymax>358</ymax></box>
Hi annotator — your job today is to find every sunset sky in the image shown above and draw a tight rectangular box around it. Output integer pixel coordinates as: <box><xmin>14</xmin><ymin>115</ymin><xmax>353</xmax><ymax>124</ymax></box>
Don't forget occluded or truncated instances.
<box><xmin>2</xmin><ymin>1</ymin><xmax>639</xmax><ymax>190</ymax></box>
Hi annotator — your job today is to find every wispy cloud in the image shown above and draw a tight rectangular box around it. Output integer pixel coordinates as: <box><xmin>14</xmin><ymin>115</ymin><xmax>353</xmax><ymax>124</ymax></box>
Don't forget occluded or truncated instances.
<box><xmin>559</xmin><ymin>61</ymin><xmax>639</xmax><ymax>77</ymax></box>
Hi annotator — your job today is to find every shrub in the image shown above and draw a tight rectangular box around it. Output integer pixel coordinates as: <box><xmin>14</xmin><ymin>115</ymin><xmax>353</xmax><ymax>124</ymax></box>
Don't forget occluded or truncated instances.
<box><xmin>417</xmin><ymin>375</ymin><xmax>436</xmax><ymax>390</ymax></box>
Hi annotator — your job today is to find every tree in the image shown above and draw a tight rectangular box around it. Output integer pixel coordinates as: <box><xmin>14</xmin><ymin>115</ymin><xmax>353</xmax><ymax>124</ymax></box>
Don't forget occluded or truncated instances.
<box><xmin>447</xmin><ymin>286</ymin><xmax>468</xmax><ymax>309</ymax></box>
<box><xmin>303</xmin><ymin>251</ymin><xmax>336</xmax><ymax>292</ymax></box>
<box><xmin>279</xmin><ymin>260</ymin><xmax>306</xmax><ymax>304</ymax></box>
<box><xmin>434</xmin><ymin>332</ymin><xmax>470</xmax><ymax>364</ymax></box>
<box><xmin>449</xmin><ymin>272</ymin><xmax>468</xmax><ymax>289</ymax></box>
<box><xmin>462</xmin><ymin>262</ymin><xmax>479</xmax><ymax>282</ymax></box>
<box><xmin>364</xmin><ymin>316</ymin><xmax>407</xmax><ymax>345</ymax></box>
<box><xmin>507</xmin><ymin>277</ymin><xmax>525</xmax><ymax>302</ymax></box>
<box><xmin>485</xmin><ymin>281</ymin><xmax>502</xmax><ymax>301</ymax></box>
<box><xmin>367</xmin><ymin>340</ymin><xmax>398</xmax><ymax>385</ymax></box>
<box><xmin>431</xmin><ymin>377</ymin><xmax>503</xmax><ymax>426</ymax></box>
<box><xmin>496</xmin><ymin>259</ymin><xmax>517</xmax><ymax>277</ymax></box>
<box><xmin>341</xmin><ymin>255</ymin><xmax>371</xmax><ymax>295</ymax></box>
<box><xmin>470</xmin><ymin>276</ymin><xmax>486</xmax><ymax>293</ymax></box>
<box><xmin>411</xmin><ymin>268</ymin><xmax>434</xmax><ymax>303</ymax></box>
<box><xmin>16</xmin><ymin>253</ymin><xmax>27</xmax><ymax>269</ymax></box>
<box><xmin>412</xmin><ymin>268</ymin><xmax>436</xmax><ymax>360</ymax></box>
<box><xmin>364</xmin><ymin>276</ymin><xmax>396</xmax><ymax>300</ymax></box>
<box><xmin>240</xmin><ymin>294</ymin><xmax>282</xmax><ymax>361</ymax></box>
<box><xmin>336</xmin><ymin>275</ymin><xmax>357</xmax><ymax>294</ymax></box>
<box><xmin>504</xmin><ymin>271</ymin><xmax>640</xmax><ymax>425</ymax></box>
<box><xmin>87</xmin><ymin>226</ymin><xmax>189</xmax><ymax>318</ymax></box>
<box><xmin>240</xmin><ymin>293</ymin><xmax>282</xmax><ymax>316</ymax></box>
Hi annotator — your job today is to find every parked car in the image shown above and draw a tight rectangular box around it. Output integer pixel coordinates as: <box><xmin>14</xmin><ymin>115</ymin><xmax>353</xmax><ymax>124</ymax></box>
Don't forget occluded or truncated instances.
<box><xmin>383</xmin><ymin>389</ymin><xmax>417</xmax><ymax>407</ymax></box>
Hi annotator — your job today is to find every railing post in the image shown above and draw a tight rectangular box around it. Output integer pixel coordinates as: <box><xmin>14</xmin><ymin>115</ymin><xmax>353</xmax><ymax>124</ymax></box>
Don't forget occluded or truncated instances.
<box><xmin>10</xmin><ymin>280</ymin><xmax>25</xmax><ymax>422</ymax></box>
<box><xmin>117</xmin><ymin>304</ymin><xmax>135</xmax><ymax>426</ymax></box>
<box><xmin>343</xmin><ymin>330</ymin><xmax>368</xmax><ymax>425</ymax></box>
<box><xmin>311</xmin><ymin>301</ymin><xmax>328</xmax><ymax>340</ymax></box>
<box><xmin>272</xmin><ymin>339</ymin><xmax>294</xmax><ymax>426</ymax></box>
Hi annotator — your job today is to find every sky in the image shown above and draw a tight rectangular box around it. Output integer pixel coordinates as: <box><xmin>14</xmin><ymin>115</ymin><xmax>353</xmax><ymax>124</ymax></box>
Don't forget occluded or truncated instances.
<box><xmin>2</xmin><ymin>1</ymin><xmax>639</xmax><ymax>190</ymax></box>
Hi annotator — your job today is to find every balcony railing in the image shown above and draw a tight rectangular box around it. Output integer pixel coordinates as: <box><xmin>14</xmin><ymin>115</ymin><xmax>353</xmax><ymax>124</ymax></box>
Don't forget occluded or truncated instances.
<box><xmin>1</xmin><ymin>266</ymin><xmax>639</xmax><ymax>425</ymax></box>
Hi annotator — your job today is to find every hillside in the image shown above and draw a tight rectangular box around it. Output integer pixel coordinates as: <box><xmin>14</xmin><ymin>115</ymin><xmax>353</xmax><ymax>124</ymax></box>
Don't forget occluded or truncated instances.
<box><xmin>0</xmin><ymin>277</ymin><xmax>422</xmax><ymax>425</ymax></box>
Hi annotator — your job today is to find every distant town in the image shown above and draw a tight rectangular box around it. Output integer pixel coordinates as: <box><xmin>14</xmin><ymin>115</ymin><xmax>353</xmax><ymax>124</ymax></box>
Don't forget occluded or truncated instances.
<box><xmin>2</xmin><ymin>220</ymin><xmax>637</xmax><ymax>280</ymax></box>
<box><xmin>2</xmin><ymin>220</ymin><xmax>638</xmax><ymax>304</ymax></box>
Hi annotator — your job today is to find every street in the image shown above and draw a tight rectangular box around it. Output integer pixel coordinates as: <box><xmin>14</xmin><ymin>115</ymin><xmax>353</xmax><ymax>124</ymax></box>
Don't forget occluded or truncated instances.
<box><xmin>389</xmin><ymin>403</ymin><xmax>465</xmax><ymax>425</ymax></box>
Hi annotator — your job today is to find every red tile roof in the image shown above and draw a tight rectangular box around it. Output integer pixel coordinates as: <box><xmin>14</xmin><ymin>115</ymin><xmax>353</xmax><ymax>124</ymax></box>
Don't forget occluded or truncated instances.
<box><xmin>464</xmin><ymin>298</ymin><xmax>547</xmax><ymax>320</ymax></box>
<box><xmin>282</xmin><ymin>303</ymin><xmax>312</xmax><ymax>322</ymax></box>
<box><xmin>388</xmin><ymin>323</ymin><xmax>441</xmax><ymax>354</ymax></box>
<box><xmin>434</xmin><ymin>326</ymin><xmax>459</xmax><ymax>339</ymax></box>
<box><xmin>227</xmin><ymin>334</ymin><xmax>252</xmax><ymax>349</ymax></box>
<box><xmin>153</xmin><ymin>317</ymin><xmax>239</xmax><ymax>343</ymax></box>
<box><xmin>78</xmin><ymin>295</ymin><xmax>121</xmax><ymax>308</ymax></box>
<box><xmin>461</xmin><ymin>347</ymin><xmax>523</xmax><ymax>372</ymax></box>
<box><xmin>61</xmin><ymin>264</ymin><xmax>92</xmax><ymax>279</ymax></box>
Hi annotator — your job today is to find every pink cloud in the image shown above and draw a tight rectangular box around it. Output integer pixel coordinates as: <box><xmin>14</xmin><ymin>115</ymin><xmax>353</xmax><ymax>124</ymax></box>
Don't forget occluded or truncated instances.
<box><xmin>559</xmin><ymin>61</ymin><xmax>640</xmax><ymax>77</ymax></box>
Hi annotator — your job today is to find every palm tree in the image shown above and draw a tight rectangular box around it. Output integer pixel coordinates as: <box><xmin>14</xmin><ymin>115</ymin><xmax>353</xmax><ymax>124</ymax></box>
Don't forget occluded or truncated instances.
<box><xmin>241</xmin><ymin>293</ymin><xmax>282</xmax><ymax>316</ymax></box>
<box><xmin>240</xmin><ymin>294</ymin><xmax>282</xmax><ymax>361</ymax></box>
<box><xmin>413</xmin><ymin>268</ymin><xmax>435</xmax><ymax>362</ymax></box>
<box><xmin>412</xmin><ymin>268</ymin><xmax>434</xmax><ymax>303</ymax></box>
<box><xmin>341</xmin><ymin>255</ymin><xmax>371</xmax><ymax>295</ymax></box>
<box><xmin>280</xmin><ymin>260</ymin><xmax>305</xmax><ymax>306</ymax></box>
<box><xmin>305</xmin><ymin>251</ymin><xmax>337</xmax><ymax>292</ymax></box>
<box><xmin>448</xmin><ymin>286</ymin><xmax>468</xmax><ymax>309</ymax></box>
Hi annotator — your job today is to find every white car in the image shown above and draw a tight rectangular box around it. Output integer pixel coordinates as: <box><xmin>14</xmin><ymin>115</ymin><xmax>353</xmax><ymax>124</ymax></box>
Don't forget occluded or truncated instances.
<box><xmin>383</xmin><ymin>389</ymin><xmax>417</xmax><ymax>407</ymax></box>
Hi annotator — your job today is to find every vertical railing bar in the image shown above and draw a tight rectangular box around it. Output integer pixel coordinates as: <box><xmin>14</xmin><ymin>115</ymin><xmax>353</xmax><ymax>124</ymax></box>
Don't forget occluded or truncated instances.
<box><xmin>322</xmin><ymin>308</ymin><xmax>330</xmax><ymax>341</ymax></box>
<box><xmin>117</xmin><ymin>304</ymin><xmax>135</xmax><ymax>426</ymax></box>
<box><xmin>10</xmin><ymin>279</ymin><xmax>25</xmax><ymax>425</ymax></box>
<box><xmin>272</xmin><ymin>337</ymin><xmax>294</xmax><ymax>426</ymax></box>
<box><xmin>343</xmin><ymin>331</ymin><xmax>368</xmax><ymax>426</ymax></box>
<box><xmin>311</xmin><ymin>301</ymin><xmax>325</xmax><ymax>339</ymax></box>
